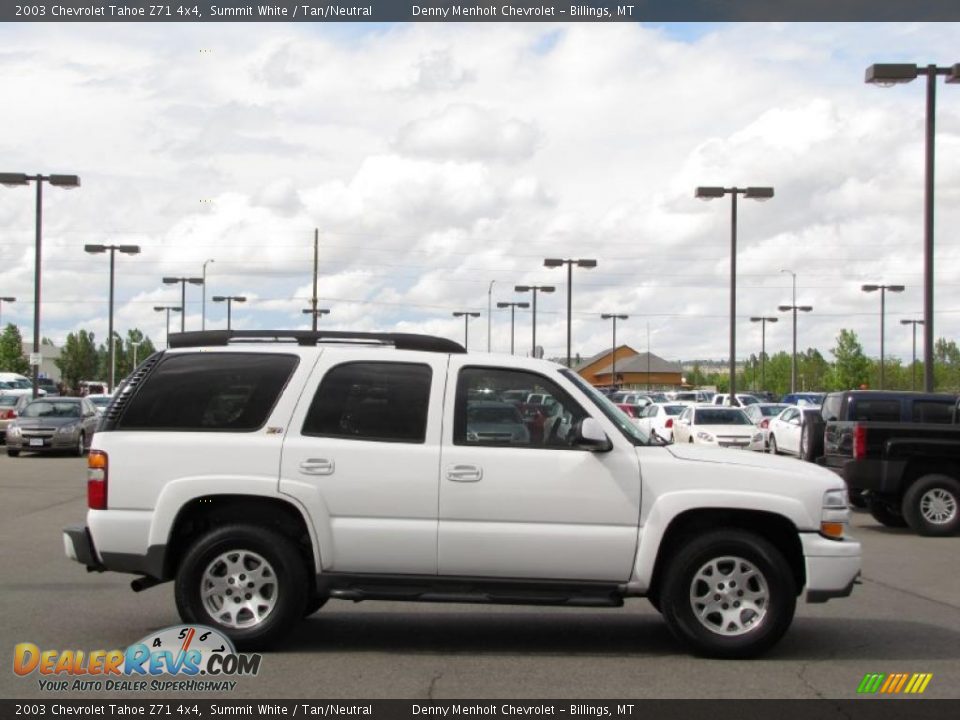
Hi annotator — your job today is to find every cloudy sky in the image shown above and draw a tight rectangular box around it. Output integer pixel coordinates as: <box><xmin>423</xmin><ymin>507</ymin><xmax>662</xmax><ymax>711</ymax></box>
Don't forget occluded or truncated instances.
<box><xmin>0</xmin><ymin>21</ymin><xmax>958</xmax><ymax>366</ymax></box>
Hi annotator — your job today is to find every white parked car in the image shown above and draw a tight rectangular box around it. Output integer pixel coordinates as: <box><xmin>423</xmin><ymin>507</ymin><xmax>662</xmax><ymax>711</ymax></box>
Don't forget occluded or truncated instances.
<box><xmin>635</xmin><ymin>403</ymin><xmax>687</xmax><ymax>443</ymax></box>
<box><xmin>712</xmin><ymin>393</ymin><xmax>760</xmax><ymax>407</ymax></box>
<box><xmin>63</xmin><ymin>329</ymin><xmax>860</xmax><ymax>659</ymax></box>
<box><xmin>0</xmin><ymin>372</ymin><xmax>47</xmax><ymax>398</ymax></box>
<box><xmin>85</xmin><ymin>393</ymin><xmax>114</xmax><ymax>416</ymax></box>
<box><xmin>674</xmin><ymin>405</ymin><xmax>759</xmax><ymax>449</ymax></box>
<box><xmin>766</xmin><ymin>406</ymin><xmax>823</xmax><ymax>457</ymax></box>
<box><xmin>744</xmin><ymin>403</ymin><xmax>791</xmax><ymax>452</ymax></box>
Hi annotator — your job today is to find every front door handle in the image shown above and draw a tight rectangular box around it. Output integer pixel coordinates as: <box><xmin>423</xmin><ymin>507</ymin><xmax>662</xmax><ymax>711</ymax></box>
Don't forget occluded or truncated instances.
<box><xmin>446</xmin><ymin>464</ymin><xmax>483</xmax><ymax>482</ymax></box>
<box><xmin>299</xmin><ymin>458</ymin><xmax>335</xmax><ymax>476</ymax></box>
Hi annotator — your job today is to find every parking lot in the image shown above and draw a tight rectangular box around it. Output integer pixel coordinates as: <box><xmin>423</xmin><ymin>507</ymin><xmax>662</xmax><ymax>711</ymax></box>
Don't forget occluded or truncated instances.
<box><xmin>2</xmin><ymin>451</ymin><xmax>958</xmax><ymax>700</ymax></box>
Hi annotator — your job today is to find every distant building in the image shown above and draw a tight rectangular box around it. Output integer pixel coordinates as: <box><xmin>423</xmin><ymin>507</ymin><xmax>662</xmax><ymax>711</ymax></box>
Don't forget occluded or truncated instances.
<box><xmin>576</xmin><ymin>346</ymin><xmax>683</xmax><ymax>389</ymax></box>
<box><xmin>20</xmin><ymin>340</ymin><xmax>62</xmax><ymax>382</ymax></box>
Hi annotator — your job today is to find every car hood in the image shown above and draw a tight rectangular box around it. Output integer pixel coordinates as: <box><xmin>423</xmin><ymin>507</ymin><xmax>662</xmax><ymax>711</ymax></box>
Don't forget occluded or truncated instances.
<box><xmin>666</xmin><ymin>443</ymin><xmax>836</xmax><ymax>481</ymax></box>
<box><xmin>15</xmin><ymin>416</ymin><xmax>81</xmax><ymax>428</ymax></box>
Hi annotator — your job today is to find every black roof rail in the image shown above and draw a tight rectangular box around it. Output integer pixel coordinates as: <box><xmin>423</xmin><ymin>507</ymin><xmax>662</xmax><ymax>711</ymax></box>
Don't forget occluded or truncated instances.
<box><xmin>167</xmin><ymin>330</ymin><xmax>466</xmax><ymax>354</ymax></box>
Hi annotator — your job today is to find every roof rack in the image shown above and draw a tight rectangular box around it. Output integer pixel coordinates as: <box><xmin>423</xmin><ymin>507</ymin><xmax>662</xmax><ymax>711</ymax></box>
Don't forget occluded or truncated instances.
<box><xmin>167</xmin><ymin>330</ymin><xmax>466</xmax><ymax>354</ymax></box>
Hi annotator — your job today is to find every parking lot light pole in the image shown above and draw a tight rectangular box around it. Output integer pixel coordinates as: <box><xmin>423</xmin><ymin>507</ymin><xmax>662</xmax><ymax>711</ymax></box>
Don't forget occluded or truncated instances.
<box><xmin>302</xmin><ymin>308</ymin><xmax>330</xmax><ymax>325</ymax></box>
<box><xmin>153</xmin><ymin>305</ymin><xmax>182</xmax><ymax>348</ymax></box>
<box><xmin>544</xmin><ymin>258</ymin><xmax>597</xmax><ymax>367</ymax></box>
<box><xmin>85</xmin><ymin>244</ymin><xmax>140</xmax><ymax>393</ymax></box>
<box><xmin>162</xmin><ymin>276</ymin><xmax>204</xmax><ymax>332</ymax></box>
<box><xmin>201</xmin><ymin>259</ymin><xmax>215</xmax><ymax>331</ymax></box>
<box><xmin>1</xmin><ymin>172</ymin><xmax>80</xmax><ymax>398</ymax></box>
<box><xmin>0</xmin><ymin>297</ymin><xmax>15</xmax><ymax>326</ymax></box>
<box><xmin>749</xmin><ymin>316</ymin><xmax>779</xmax><ymax>392</ymax></box>
<box><xmin>601</xmin><ymin>314</ymin><xmax>628</xmax><ymax>390</ymax></box>
<box><xmin>777</xmin><ymin>298</ymin><xmax>813</xmax><ymax>393</ymax></box>
<box><xmin>900</xmin><ymin>319</ymin><xmax>925</xmax><ymax>390</ymax></box>
<box><xmin>130</xmin><ymin>341</ymin><xmax>142</xmax><ymax>369</ymax></box>
<box><xmin>452</xmin><ymin>311</ymin><xmax>481</xmax><ymax>350</ymax></box>
<box><xmin>212</xmin><ymin>295</ymin><xmax>247</xmax><ymax>330</ymax></box>
<box><xmin>862</xmin><ymin>284</ymin><xmax>905</xmax><ymax>389</ymax></box>
<box><xmin>515</xmin><ymin>285</ymin><xmax>555</xmax><ymax>358</ymax></box>
<box><xmin>487</xmin><ymin>280</ymin><xmax>495</xmax><ymax>352</ymax></box>
<box><xmin>696</xmin><ymin>186</ymin><xmax>773</xmax><ymax>398</ymax></box>
<box><xmin>496</xmin><ymin>301</ymin><xmax>530</xmax><ymax>355</ymax></box>
<box><xmin>866</xmin><ymin>63</ymin><xmax>960</xmax><ymax>392</ymax></box>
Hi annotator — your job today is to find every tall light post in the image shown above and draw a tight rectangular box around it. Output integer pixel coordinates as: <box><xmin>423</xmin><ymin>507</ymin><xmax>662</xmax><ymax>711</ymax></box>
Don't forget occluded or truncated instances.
<box><xmin>487</xmin><ymin>280</ymin><xmax>496</xmax><ymax>352</ymax></box>
<box><xmin>0</xmin><ymin>297</ymin><xmax>15</xmax><ymax>326</ymax></box>
<box><xmin>866</xmin><ymin>63</ymin><xmax>960</xmax><ymax>392</ymax></box>
<box><xmin>212</xmin><ymin>295</ymin><xmax>247</xmax><ymax>330</ymax></box>
<box><xmin>153</xmin><ymin>305</ymin><xmax>182</xmax><ymax>348</ymax></box>
<box><xmin>544</xmin><ymin>258</ymin><xmax>597</xmax><ymax>368</ymax></box>
<box><xmin>862</xmin><ymin>283</ymin><xmax>905</xmax><ymax>389</ymax></box>
<box><xmin>162</xmin><ymin>276</ymin><xmax>204</xmax><ymax>332</ymax></box>
<box><xmin>496</xmin><ymin>301</ymin><xmax>529</xmax><ymax>355</ymax></box>
<box><xmin>901</xmin><ymin>318</ymin><xmax>925</xmax><ymax>390</ymax></box>
<box><xmin>452</xmin><ymin>311</ymin><xmax>481</xmax><ymax>350</ymax></box>
<box><xmin>696</xmin><ymin>185</ymin><xmax>774</xmax><ymax>398</ymax></box>
<box><xmin>201</xmin><ymin>258</ymin><xmax>215</xmax><ymax>331</ymax></box>
<box><xmin>85</xmin><ymin>244</ymin><xmax>140</xmax><ymax>393</ymax></box>
<box><xmin>515</xmin><ymin>284</ymin><xmax>555</xmax><ymax>358</ymax></box>
<box><xmin>749</xmin><ymin>316</ymin><xmax>779</xmax><ymax>392</ymax></box>
<box><xmin>302</xmin><ymin>308</ymin><xmax>330</xmax><ymax>325</ymax></box>
<box><xmin>778</xmin><ymin>269</ymin><xmax>813</xmax><ymax>394</ymax></box>
<box><xmin>1</xmin><ymin>172</ymin><xmax>80</xmax><ymax>398</ymax></box>
<box><xmin>130</xmin><ymin>341</ymin><xmax>142</xmax><ymax>369</ymax></box>
<box><xmin>601</xmin><ymin>313</ymin><xmax>628</xmax><ymax>390</ymax></box>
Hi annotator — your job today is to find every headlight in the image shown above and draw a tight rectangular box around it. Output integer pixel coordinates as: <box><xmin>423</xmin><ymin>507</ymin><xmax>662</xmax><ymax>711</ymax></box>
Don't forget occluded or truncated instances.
<box><xmin>821</xmin><ymin>489</ymin><xmax>850</xmax><ymax>539</ymax></box>
<box><xmin>752</xmin><ymin>432</ymin><xmax>763</xmax><ymax>442</ymax></box>
<box><xmin>696</xmin><ymin>431</ymin><xmax>715</xmax><ymax>442</ymax></box>
<box><xmin>56</xmin><ymin>424</ymin><xmax>78</xmax><ymax>436</ymax></box>
<box><xmin>6</xmin><ymin>424</ymin><xmax>20</xmax><ymax>437</ymax></box>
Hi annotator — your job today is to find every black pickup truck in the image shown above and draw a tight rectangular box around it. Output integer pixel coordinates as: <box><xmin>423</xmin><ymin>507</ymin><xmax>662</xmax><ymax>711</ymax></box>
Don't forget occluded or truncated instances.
<box><xmin>820</xmin><ymin>390</ymin><xmax>960</xmax><ymax>536</ymax></box>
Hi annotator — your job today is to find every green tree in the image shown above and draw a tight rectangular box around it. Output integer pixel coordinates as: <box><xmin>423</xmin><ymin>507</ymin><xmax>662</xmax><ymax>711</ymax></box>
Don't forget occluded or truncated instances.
<box><xmin>829</xmin><ymin>329</ymin><xmax>871</xmax><ymax>391</ymax></box>
<box><xmin>799</xmin><ymin>348</ymin><xmax>830</xmax><ymax>392</ymax></box>
<box><xmin>0</xmin><ymin>324</ymin><xmax>29</xmax><ymax>374</ymax></box>
<box><xmin>934</xmin><ymin>338</ymin><xmax>960</xmax><ymax>392</ymax></box>
<box><xmin>55</xmin><ymin>330</ymin><xmax>99</xmax><ymax>391</ymax></box>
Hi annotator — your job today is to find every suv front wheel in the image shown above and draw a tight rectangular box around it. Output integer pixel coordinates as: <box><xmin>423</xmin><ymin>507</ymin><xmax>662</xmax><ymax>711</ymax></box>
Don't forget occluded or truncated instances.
<box><xmin>659</xmin><ymin>529</ymin><xmax>796</xmax><ymax>659</ymax></box>
<box><xmin>175</xmin><ymin>525</ymin><xmax>308</xmax><ymax>649</ymax></box>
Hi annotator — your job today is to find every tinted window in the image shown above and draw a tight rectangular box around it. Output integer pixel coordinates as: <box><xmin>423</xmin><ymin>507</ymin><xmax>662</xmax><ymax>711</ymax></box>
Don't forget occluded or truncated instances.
<box><xmin>695</xmin><ymin>408</ymin><xmax>751</xmax><ymax>425</ymax></box>
<box><xmin>822</xmin><ymin>394</ymin><xmax>842</xmax><ymax>422</ymax></box>
<box><xmin>912</xmin><ymin>400</ymin><xmax>955</xmax><ymax>424</ymax></box>
<box><xmin>456</xmin><ymin>367</ymin><xmax>589</xmax><ymax>448</ymax></box>
<box><xmin>118</xmin><ymin>353</ymin><xmax>298</xmax><ymax>431</ymax></box>
<box><xmin>850</xmin><ymin>399</ymin><xmax>901</xmax><ymax>422</ymax></box>
<box><xmin>302</xmin><ymin>362</ymin><xmax>431</xmax><ymax>443</ymax></box>
<box><xmin>22</xmin><ymin>401</ymin><xmax>81</xmax><ymax>418</ymax></box>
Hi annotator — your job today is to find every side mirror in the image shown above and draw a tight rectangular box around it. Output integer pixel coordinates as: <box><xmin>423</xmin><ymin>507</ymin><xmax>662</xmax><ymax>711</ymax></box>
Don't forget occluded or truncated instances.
<box><xmin>577</xmin><ymin>418</ymin><xmax>613</xmax><ymax>452</ymax></box>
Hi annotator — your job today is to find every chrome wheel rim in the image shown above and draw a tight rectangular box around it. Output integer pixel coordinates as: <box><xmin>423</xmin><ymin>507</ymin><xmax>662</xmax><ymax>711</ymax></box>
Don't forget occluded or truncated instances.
<box><xmin>920</xmin><ymin>489</ymin><xmax>958</xmax><ymax>525</ymax></box>
<box><xmin>201</xmin><ymin>550</ymin><xmax>278</xmax><ymax>629</ymax></box>
<box><xmin>690</xmin><ymin>556</ymin><xmax>769</xmax><ymax>636</ymax></box>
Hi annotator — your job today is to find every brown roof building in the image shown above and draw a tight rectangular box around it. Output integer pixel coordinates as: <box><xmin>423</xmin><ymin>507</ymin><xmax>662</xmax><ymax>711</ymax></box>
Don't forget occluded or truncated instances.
<box><xmin>576</xmin><ymin>345</ymin><xmax>683</xmax><ymax>389</ymax></box>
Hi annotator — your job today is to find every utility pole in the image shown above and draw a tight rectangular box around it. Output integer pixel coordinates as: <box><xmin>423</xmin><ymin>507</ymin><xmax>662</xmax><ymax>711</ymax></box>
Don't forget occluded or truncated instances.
<box><xmin>311</xmin><ymin>228</ymin><xmax>319</xmax><ymax>331</ymax></box>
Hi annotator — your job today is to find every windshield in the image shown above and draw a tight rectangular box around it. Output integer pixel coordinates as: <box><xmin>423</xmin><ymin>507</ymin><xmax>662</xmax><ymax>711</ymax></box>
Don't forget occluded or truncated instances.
<box><xmin>1</xmin><ymin>378</ymin><xmax>31</xmax><ymax>389</ymax></box>
<box><xmin>560</xmin><ymin>369</ymin><xmax>652</xmax><ymax>446</ymax></box>
<box><xmin>89</xmin><ymin>397</ymin><xmax>111</xmax><ymax>408</ymax></box>
<box><xmin>760</xmin><ymin>404</ymin><xmax>788</xmax><ymax>417</ymax></box>
<box><xmin>22</xmin><ymin>401</ymin><xmax>81</xmax><ymax>418</ymax></box>
<box><xmin>695</xmin><ymin>408</ymin><xmax>751</xmax><ymax>425</ymax></box>
<box><xmin>663</xmin><ymin>404</ymin><xmax>686</xmax><ymax>416</ymax></box>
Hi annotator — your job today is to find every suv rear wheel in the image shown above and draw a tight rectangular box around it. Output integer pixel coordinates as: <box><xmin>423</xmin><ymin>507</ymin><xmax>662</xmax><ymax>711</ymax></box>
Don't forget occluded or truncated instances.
<box><xmin>175</xmin><ymin>525</ymin><xmax>308</xmax><ymax>649</ymax></box>
<box><xmin>902</xmin><ymin>475</ymin><xmax>960</xmax><ymax>537</ymax></box>
<box><xmin>659</xmin><ymin>529</ymin><xmax>796</xmax><ymax>659</ymax></box>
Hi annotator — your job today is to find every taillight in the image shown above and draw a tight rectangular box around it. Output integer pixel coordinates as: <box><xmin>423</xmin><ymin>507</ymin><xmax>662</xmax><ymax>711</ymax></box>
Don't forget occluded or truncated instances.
<box><xmin>0</xmin><ymin>409</ymin><xmax>14</xmax><ymax>420</ymax></box>
<box><xmin>88</xmin><ymin>450</ymin><xmax>108</xmax><ymax>510</ymax></box>
<box><xmin>760</xmin><ymin>419</ymin><xmax>769</xmax><ymax>429</ymax></box>
<box><xmin>853</xmin><ymin>424</ymin><xmax>866</xmax><ymax>460</ymax></box>
<box><xmin>665</xmin><ymin>418</ymin><xmax>674</xmax><ymax>428</ymax></box>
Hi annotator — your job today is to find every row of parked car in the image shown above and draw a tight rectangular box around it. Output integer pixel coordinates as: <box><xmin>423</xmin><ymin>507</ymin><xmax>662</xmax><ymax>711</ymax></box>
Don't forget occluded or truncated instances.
<box><xmin>2</xmin><ymin>390</ymin><xmax>113</xmax><ymax>457</ymax></box>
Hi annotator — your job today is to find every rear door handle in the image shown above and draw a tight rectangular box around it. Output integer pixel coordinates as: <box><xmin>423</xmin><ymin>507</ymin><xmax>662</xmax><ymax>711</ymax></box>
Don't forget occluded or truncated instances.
<box><xmin>299</xmin><ymin>458</ymin><xmax>335</xmax><ymax>476</ymax></box>
<box><xmin>446</xmin><ymin>464</ymin><xmax>483</xmax><ymax>482</ymax></box>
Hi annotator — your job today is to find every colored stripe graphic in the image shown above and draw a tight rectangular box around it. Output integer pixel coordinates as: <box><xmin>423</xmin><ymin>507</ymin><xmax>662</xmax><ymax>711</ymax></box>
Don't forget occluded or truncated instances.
<box><xmin>857</xmin><ymin>673</ymin><xmax>932</xmax><ymax>694</ymax></box>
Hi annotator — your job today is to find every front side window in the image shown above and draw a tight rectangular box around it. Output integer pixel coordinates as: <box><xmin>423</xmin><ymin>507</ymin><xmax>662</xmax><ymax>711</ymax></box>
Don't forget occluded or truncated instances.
<box><xmin>117</xmin><ymin>353</ymin><xmax>298</xmax><ymax>431</ymax></box>
<box><xmin>456</xmin><ymin>367</ymin><xmax>591</xmax><ymax>448</ymax></box>
<box><xmin>302</xmin><ymin>362</ymin><xmax>431</xmax><ymax>443</ymax></box>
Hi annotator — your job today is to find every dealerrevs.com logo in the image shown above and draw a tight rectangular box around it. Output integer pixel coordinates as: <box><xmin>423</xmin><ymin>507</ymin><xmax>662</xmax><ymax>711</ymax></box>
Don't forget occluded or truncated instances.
<box><xmin>13</xmin><ymin>625</ymin><xmax>262</xmax><ymax>692</ymax></box>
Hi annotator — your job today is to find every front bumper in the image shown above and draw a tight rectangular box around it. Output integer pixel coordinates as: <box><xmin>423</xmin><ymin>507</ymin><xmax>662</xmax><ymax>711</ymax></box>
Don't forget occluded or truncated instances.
<box><xmin>9</xmin><ymin>434</ymin><xmax>78</xmax><ymax>452</ymax></box>
<box><xmin>801</xmin><ymin>532</ymin><xmax>862</xmax><ymax>603</ymax></box>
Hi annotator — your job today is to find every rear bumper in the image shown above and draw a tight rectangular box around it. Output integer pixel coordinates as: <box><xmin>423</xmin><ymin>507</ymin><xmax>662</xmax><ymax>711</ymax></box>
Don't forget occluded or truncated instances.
<box><xmin>63</xmin><ymin>524</ymin><xmax>166</xmax><ymax>579</ymax></box>
<box><xmin>801</xmin><ymin>532</ymin><xmax>862</xmax><ymax>603</ymax></box>
<box><xmin>63</xmin><ymin>525</ymin><xmax>105</xmax><ymax>571</ymax></box>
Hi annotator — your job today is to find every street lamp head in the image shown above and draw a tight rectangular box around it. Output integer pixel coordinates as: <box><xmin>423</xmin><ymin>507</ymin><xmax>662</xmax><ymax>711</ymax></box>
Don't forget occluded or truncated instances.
<box><xmin>0</xmin><ymin>296</ymin><xmax>15</xmax><ymax>302</ymax></box>
<box><xmin>865</xmin><ymin>63</ymin><xmax>918</xmax><ymax>86</ymax></box>
<box><xmin>516</xmin><ymin>302</ymin><xmax>530</xmax><ymax>309</ymax></box>
<box><xmin>601</xmin><ymin>313</ymin><xmax>628</xmax><ymax>320</ymax></box>
<box><xmin>543</xmin><ymin>258</ymin><xmax>564</xmax><ymax>268</ymax></box>
<box><xmin>118</xmin><ymin>245</ymin><xmax>141</xmax><ymax>255</ymax></box>
<box><xmin>187</xmin><ymin>277</ymin><xmax>204</xmax><ymax>285</ymax></box>
<box><xmin>162</xmin><ymin>277</ymin><xmax>179</xmax><ymax>285</ymax></box>
<box><xmin>233</xmin><ymin>296</ymin><xmax>247</xmax><ymax>303</ymax></box>
<box><xmin>47</xmin><ymin>175</ymin><xmax>81</xmax><ymax>188</ymax></box>
<box><xmin>948</xmin><ymin>64</ymin><xmax>960</xmax><ymax>84</ymax></box>
<box><xmin>540</xmin><ymin>286</ymin><xmax>556</xmax><ymax>293</ymax></box>
<box><xmin>84</xmin><ymin>244</ymin><xmax>107</xmax><ymax>253</ymax></box>
<box><xmin>744</xmin><ymin>187</ymin><xmax>774</xmax><ymax>201</ymax></box>
<box><xmin>901</xmin><ymin>319</ymin><xmax>925</xmax><ymax>325</ymax></box>
<box><xmin>798</xmin><ymin>306</ymin><xmax>813</xmax><ymax>312</ymax></box>
<box><xmin>576</xmin><ymin>259</ymin><xmax>598</xmax><ymax>268</ymax></box>
<box><xmin>0</xmin><ymin>172</ymin><xmax>30</xmax><ymax>186</ymax></box>
<box><xmin>777</xmin><ymin>305</ymin><xmax>792</xmax><ymax>312</ymax></box>
<box><xmin>496</xmin><ymin>302</ymin><xmax>510</xmax><ymax>308</ymax></box>
<box><xmin>212</xmin><ymin>296</ymin><xmax>226</xmax><ymax>303</ymax></box>
<box><xmin>749</xmin><ymin>316</ymin><xmax>777</xmax><ymax>323</ymax></box>
<box><xmin>888</xmin><ymin>285</ymin><xmax>906</xmax><ymax>293</ymax></box>
<box><xmin>515</xmin><ymin>285</ymin><xmax>530</xmax><ymax>292</ymax></box>
<box><xmin>695</xmin><ymin>186</ymin><xmax>726</xmax><ymax>199</ymax></box>
<box><xmin>861</xmin><ymin>284</ymin><xmax>879</xmax><ymax>293</ymax></box>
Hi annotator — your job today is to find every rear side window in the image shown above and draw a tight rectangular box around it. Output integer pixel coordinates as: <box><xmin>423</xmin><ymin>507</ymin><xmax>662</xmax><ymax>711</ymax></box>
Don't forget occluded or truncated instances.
<box><xmin>912</xmin><ymin>400</ymin><xmax>955</xmax><ymax>424</ymax></box>
<box><xmin>849</xmin><ymin>399</ymin><xmax>901</xmax><ymax>422</ymax></box>
<box><xmin>821</xmin><ymin>394</ymin><xmax>842</xmax><ymax>421</ymax></box>
<box><xmin>116</xmin><ymin>353</ymin><xmax>298</xmax><ymax>431</ymax></box>
<box><xmin>302</xmin><ymin>362</ymin><xmax>432</xmax><ymax>443</ymax></box>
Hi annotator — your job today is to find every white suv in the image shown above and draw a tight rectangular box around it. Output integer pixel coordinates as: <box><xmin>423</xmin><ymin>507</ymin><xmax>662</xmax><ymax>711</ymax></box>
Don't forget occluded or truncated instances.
<box><xmin>64</xmin><ymin>330</ymin><xmax>861</xmax><ymax>658</ymax></box>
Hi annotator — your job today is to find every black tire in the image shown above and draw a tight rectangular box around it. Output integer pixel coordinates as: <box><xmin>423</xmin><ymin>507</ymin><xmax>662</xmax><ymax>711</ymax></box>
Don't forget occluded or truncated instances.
<box><xmin>74</xmin><ymin>433</ymin><xmax>85</xmax><ymax>457</ymax></box>
<box><xmin>867</xmin><ymin>499</ymin><xmax>908</xmax><ymax>528</ymax></box>
<box><xmin>7</xmin><ymin>448</ymin><xmax>20</xmax><ymax>457</ymax></box>
<box><xmin>848</xmin><ymin>489</ymin><xmax>867</xmax><ymax>510</ymax></box>
<box><xmin>659</xmin><ymin>529</ymin><xmax>796</xmax><ymax>659</ymax></box>
<box><xmin>800</xmin><ymin>421</ymin><xmax>823</xmax><ymax>463</ymax></box>
<box><xmin>769</xmin><ymin>435</ymin><xmax>780</xmax><ymax>456</ymax></box>
<box><xmin>901</xmin><ymin>474</ymin><xmax>960</xmax><ymax>537</ymax></box>
<box><xmin>304</xmin><ymin>595</ymin><xmax>328</xmax><ymax>617</ymax></box>
<box><xmin>175</xmin><ymin>524</ymin><xmax>308</xmax><ymax>649</ymax></box>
